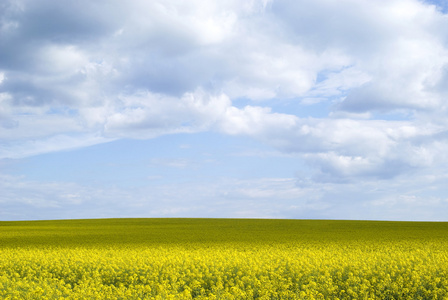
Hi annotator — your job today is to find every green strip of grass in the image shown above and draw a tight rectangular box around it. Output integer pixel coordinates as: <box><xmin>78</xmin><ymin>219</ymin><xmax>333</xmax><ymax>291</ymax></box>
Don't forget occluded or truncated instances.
<box><xmin>1</xmin><ymin>218</ymin><xmax>447</xmax><ymax>248</ymax></box>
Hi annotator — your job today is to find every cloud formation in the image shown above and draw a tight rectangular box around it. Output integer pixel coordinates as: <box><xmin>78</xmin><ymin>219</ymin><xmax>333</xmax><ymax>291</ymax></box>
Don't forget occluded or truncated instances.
<box><xmin>1</xmin><ymin>0</ymin><xmax>448</xmax><ymax>220</ymax></box>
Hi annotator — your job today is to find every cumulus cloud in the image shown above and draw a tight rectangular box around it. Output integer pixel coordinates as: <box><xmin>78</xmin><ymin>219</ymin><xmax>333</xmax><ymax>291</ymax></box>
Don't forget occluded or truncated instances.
<box><xmin>1</xmin><ymin>0</ymin><xmax>448</xmax><ymax>219</ymax></box>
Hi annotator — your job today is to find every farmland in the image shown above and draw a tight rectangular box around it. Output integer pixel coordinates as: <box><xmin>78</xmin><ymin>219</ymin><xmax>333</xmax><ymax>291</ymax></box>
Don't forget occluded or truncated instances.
<box><xmin>1</xmin><ymin>218</ymin><xmax>448</xmax><ymax>299</ymax></box>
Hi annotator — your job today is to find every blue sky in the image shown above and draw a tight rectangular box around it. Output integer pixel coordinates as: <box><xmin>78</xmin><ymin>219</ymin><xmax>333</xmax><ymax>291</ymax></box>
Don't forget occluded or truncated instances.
<box><xmin>1</xmin><ymin>0</ymin><xmax>448</xmax><ymax>221</ymax></box>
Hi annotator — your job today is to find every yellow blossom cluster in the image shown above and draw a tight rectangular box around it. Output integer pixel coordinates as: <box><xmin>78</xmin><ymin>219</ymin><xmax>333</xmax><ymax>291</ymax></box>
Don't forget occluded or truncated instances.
<box><xmin>1</xmin><ymin>219</ymin><xmax>448</xmax><ymax>299</ymax></box>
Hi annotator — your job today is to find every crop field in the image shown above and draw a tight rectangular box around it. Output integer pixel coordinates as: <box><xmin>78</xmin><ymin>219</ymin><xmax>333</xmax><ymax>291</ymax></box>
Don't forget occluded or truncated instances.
<box><xmin>1</xmin><ymin>219</ymin><xmax>448</xmax><ymax>299</ymax></box>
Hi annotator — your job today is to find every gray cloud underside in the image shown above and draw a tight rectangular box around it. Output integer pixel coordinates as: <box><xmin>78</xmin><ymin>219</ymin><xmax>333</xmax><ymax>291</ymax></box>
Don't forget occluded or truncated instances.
<box><xmin>1</xmin><ymin>0</ymin><xmax>448</xmax><ymax>184</ymax></box>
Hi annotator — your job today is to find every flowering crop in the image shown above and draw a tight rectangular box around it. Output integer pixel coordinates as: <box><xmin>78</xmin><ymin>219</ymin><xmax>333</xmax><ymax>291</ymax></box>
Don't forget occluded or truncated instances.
<box><xmin>0</xmin><ymin>219</ymin><xmax>448</xmax><ymax>299</ymax></box>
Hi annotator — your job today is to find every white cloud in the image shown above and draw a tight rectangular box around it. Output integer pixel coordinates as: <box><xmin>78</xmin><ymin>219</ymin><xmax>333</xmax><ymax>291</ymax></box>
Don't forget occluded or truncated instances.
<box><xmin>0</xmin><ymin>133</ymin><xmax>113</xmax><ymax>159</ymax></box>
<box><xmin>367</xmin><ymin>194</ymin><xmax>448</xmax><ymax>221</ymax></box>
<box><xmin>2</xmin><ymin>0</ymin><xmax>447</xmax><ymax>127</ymax></box>
<box><xmin>218</xmin><ymin>105</ymin><xmax>297</xmax><ymax>136</ymax></box>
<box><xmin>36</xmin><ymin>44</ymin><xmax>88</xmax><ymax>74</ymax></box>
<box><xmin>102</xmin><ymin>90</ymin><xmax>232</xmax><ymax>138</ymax></box>
<box><xmin>217</xmin><ymin>115</ymin><xmax>448</xmax><ymax>182</ymax></box>
<box><xmin>2</xmin><ymin>0</ymin><xmax>448</xmax><ymax>220</ymax></box>
<box><xmin>1</xmin><ymin>171</ymin><xmax>447</xmax><ymax>221</ymax></box>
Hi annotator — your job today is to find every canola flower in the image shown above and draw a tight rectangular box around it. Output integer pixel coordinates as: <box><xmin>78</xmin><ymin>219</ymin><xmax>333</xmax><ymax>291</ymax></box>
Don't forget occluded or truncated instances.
<box><xmin>0</xmin><ymin>218</ymin><xmax>448</xmax><ymax>299</ymax></box>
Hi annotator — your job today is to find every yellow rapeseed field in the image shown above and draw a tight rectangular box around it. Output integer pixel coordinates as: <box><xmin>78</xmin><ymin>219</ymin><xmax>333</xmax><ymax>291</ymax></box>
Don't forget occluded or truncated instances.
<box><xmin>0</xmin><ymin>218</ymin><xmax>447</xmax><ymax>299</ymax></box>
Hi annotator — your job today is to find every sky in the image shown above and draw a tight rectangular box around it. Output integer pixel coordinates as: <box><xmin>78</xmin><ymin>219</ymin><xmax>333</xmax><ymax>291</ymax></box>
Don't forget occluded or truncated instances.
<box><xmin>1</xmin><ymin>0</ymin><xmax>448</xmax><ymax>221</ymax></box>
